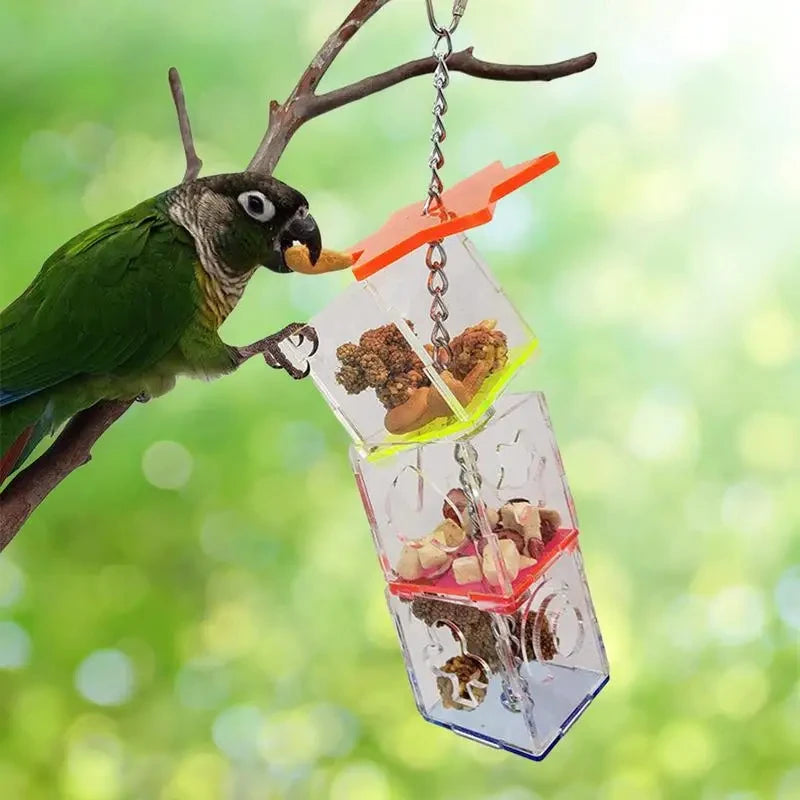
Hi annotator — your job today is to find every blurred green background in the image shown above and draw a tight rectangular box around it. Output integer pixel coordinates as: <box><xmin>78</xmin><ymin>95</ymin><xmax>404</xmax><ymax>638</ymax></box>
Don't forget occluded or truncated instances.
<box><xmin>1</xmin><ymin>1</ymin><xmax>798</xmax><ymax>798</ymax></box>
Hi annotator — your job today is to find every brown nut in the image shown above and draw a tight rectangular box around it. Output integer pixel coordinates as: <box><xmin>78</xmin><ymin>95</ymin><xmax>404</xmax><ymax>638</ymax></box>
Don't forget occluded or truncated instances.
<box><xmin>527</xmin><ymin>537</ymin><xmax>545</xmax><ymax>560</ymax></box>
<box><xmin>539</xmin><ymin>508</ymin><xmax>562</xmax><ymax>544</ymax></box>
<box><xmin>500</xmin><ymin>529</ymin><xmax>525</xmax><ymax>554</ymax></box>
<box><xmin>443</xmin><ymin>488</ymin><xmax>468</xmax><ymax>523</ymax></box>
<box><xmin>284</xmin><ymin>245</ymin><xmax>353</xmax><ymax>275</ymax></box>
<box><xmin>384</xmin><ymin>387</ymin><xmax>431</xmax><ymax>434</ymax></box>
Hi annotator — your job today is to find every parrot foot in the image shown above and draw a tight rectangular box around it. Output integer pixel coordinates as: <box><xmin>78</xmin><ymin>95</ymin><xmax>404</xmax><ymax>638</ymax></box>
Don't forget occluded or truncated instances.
<box><xmin>236</xmin><ymin>323</ymin><xmax>318</xmax><ymax>380</ymax></box>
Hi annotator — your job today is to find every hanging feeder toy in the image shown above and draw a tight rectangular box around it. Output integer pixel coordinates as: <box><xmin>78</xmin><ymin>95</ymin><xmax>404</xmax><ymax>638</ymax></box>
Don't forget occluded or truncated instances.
<box><xmin>279</xmin><ymin>0</ymin><xmax>608</xmax><ymax>762</ymax></box>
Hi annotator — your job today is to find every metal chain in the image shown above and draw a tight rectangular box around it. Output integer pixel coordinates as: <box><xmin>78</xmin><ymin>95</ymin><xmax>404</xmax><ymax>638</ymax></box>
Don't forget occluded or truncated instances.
<box><xmin>455</xmin><ymin>438</ymin><xmax>534</xmax><ymax>715</ymax></box>
<box><xmin>454</xmin><ymin>440</ymin><xmax>481</xmax><ymax>532</ymax></box>
<box><xmin>422</xmin><ymin>1</ymin><xmax>468</xmax><ymax>371</ymax></box>
<box><xmin>428</xmin><ymin>2</ymin><xmax>530</xmax><ymax>717</ymax></box>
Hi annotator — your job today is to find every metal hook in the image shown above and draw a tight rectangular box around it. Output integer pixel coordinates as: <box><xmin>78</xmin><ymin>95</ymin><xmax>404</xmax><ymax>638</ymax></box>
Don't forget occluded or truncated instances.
<box><xmin>426</xmin><ymin>0</ymin><xmax>469</xmax><ymax>36</ymax></box>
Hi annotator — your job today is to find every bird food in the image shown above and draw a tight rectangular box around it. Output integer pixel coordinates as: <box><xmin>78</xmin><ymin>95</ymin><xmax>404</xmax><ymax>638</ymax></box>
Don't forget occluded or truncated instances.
<box><xmin>393</xmin><ymin>493</ymin><xmax>561</xmax><ymax>590</ymax></box>
<box><xmin>284</xmin><ymin>244</ymin><xmax>354</xmax><ymax>275</ymax></box>
<box><xmin>437</xmin><ymin>654</ymin><xmax>489</xmax><ymax>710</ymax></box>
<box><xmin>410</xmin><ymin>595</ymin><xmax>558</xmax><ymax>679</ymax></box>
<box><xmin>334</xmin><ymin>320</ymin><xmax>509</xmax><ymax>435</ymax></box>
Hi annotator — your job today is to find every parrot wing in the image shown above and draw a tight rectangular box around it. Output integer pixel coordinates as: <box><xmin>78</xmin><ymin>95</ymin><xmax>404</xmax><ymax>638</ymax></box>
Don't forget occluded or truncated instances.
<box><xmin>0</xmin><ymin>200</ymin><xmax>199</xmax><ymax>406</ymax></box>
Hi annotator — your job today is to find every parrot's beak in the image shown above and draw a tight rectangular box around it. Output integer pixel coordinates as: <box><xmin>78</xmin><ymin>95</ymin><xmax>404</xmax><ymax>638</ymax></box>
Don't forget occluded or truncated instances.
<box><xmin>280</xmin><ymin>212</ymin><xmax>322</xmax><ymax>267</ymax></box>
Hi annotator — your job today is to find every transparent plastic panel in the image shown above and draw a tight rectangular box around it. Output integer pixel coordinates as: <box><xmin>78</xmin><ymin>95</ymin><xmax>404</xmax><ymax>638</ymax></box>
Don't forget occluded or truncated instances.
<box><xmin>387</xmin><ymin>540</ymin><xmax>609</xmax><ymax>760</ymax></box>
<box><xmin>364</xmin><ymin>235</ymin><xmax>538</xmax><ymax>447</ymax></box>
<box><xmin>279</xmin><ymin>278</ymin><xmax>421</xmax><ymax>449</ymax></box>
<box><xmin>352</xmin><ymin>392</ymin><xmax>578</xmax><ymax>606</ymax></box>
<box><xmin>282</xmin><ymin>235</ymin><xmax>538</xmax><ymax>456</ymax></box>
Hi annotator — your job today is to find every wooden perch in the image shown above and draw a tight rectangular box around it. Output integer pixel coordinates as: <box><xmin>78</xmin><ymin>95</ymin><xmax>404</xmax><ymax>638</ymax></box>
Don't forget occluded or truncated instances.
<box><xmin>0</xmin><ymin>0</ymin><xmax>596</xmax><ymax>549</ymax></box>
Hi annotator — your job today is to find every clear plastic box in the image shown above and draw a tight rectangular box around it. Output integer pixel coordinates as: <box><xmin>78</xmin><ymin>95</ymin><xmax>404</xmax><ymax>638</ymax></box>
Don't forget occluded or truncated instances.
<box><xmin>280</xmin><ymin>154</ymin><xmax>608</xmax><ymax>760</ymax></box>
<box><xmin>351</xmin><ymin>393</ymin><xmax>576</xmax><ymax>609</ymax></box>
<box><xmin>387</xmin><ymin>534</ymin><xmax>609</xmax><ymax>760</ymax></box>
<box><xmin>281</xmin><ymin>235</ymin><xmax>537</xmax><ymax>457</ymax></box>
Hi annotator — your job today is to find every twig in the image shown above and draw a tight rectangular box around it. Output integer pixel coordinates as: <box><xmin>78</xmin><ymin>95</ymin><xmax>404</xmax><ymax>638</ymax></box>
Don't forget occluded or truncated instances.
<box><xmin>247</xmin><ymin>8</ymin><xmax>596</xmax><ymax>173</ymax></box>
<box><xmin>247</xmin><ymin>0</ymin><xmax>392</xmax><ymax>174</ymax></box>
<box><xmin>312</xmin><ymin>49</ymin><xmax>598</xmax><ymax>117</ymax></box>
<box><xmin>169</xmin><ymin>67</ymin><xmax>203</xmax><ymax>182</ymax></box>
<box><xmin>0</xmin><ymin>0</ymin><xmax>597</xmax><ymax>549</ymax></box>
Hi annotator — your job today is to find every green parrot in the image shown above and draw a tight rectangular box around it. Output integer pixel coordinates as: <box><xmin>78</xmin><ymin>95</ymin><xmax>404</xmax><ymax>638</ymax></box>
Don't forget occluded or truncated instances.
<box><xmin>0</xmin><ymin>173</ymin><xmax>323</xmax><ymax>482</ymax></box>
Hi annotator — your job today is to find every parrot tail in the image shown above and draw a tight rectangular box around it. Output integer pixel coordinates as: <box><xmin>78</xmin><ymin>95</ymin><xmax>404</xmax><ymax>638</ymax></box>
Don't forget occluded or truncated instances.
<box><xmin>0</xmin><ymin>426</ymin><xmax>34</xmax><ymax>485</ymax></box>
<box><xmin>0</xmin><ymin>399</ymin><xmax>57</xmax><ymax>485</ymax></box>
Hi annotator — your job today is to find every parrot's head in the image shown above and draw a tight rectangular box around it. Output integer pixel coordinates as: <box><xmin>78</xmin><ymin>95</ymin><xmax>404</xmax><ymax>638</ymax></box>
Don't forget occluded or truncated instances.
<box><xmin>172</xmin><ymin>173</ymin><xmax>322</xmax><ymax>276</ymax></box>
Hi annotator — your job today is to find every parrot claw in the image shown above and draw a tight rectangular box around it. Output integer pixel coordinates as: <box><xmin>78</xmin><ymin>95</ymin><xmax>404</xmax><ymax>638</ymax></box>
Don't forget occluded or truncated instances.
<box><xmin>237</xmin><ymin>322</ymin><xmax>318</xmax><ymax>380</ymax></box>
<box><xmin>291</xmin><ymin>325</ymin><xmax>319</xmax><ymax>357</ymax></box>
<box><xmin>262</xmin><ymin>348</ymin><xmax>311</xmax><ymax>380</ymax></box>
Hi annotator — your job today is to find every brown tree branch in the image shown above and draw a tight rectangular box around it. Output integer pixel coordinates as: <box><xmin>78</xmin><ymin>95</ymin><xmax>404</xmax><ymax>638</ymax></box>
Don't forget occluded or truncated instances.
<box><xmin>169</xmin><ymin>67</ymin><xmax>203</xmax><ymax>182</ymax></box>
<box><xmin>0</xmin><ymin>0</ymin><xmax>597</xmax><ymax>549</ymax></box>
<box><xmin>247</xmin><ymin>5</ymin><xmax>596</xmax><ymax>174</ymax></box>
<box><xmin>311</xmin><ymin>48</ymin><xmax>598</xmax><ymax>119</ymax></box>
<box><xmin>0</xmin><ymin>401</ymin><xmax>133</xmax><ymax>549</ymax></box>
<box><xmin>247</xmin><ymin>0</ymin><xmax>392</xmax><ymax>174</ymax></box>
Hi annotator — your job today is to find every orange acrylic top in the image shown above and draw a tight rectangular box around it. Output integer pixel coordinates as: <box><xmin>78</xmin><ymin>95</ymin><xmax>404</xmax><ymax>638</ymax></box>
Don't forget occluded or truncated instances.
<box><xmin>348</xmin><ymin>152</ymin><xmax>559</xmax><ymax>281</ymax></box>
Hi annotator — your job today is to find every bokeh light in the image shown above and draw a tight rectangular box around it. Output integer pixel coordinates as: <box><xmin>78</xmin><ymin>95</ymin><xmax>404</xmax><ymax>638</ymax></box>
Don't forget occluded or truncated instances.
<box><xmin>74</xmin><ymin>650</ymin><xmax>136</xmax><ymax>707</ymax></box>
<box><xmin>141</xmin><ymin>440</ymin><xmax>194</xmax><ymax>490</ymax></box>
<box><xmin>0</xmin><ymin>621</ymin><xmax>31</xmax><ymax>669</ymax></box>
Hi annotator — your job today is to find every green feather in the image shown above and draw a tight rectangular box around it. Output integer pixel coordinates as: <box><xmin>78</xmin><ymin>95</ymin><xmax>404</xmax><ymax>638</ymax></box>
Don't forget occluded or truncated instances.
<box><xmin>0</xmin><ymin>198</ymin><xmax>205</xmax><ymax>459</ymax></box>
<box><xmin>1</xmin><ymin>199</ymin><xmax>198</xmax><ymax>396</ymax></box>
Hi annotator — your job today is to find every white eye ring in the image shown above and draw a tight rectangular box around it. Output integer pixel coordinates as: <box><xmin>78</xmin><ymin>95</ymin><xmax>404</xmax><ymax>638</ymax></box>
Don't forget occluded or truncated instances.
<box><xmin>238</xmin><ymin>191</ymin><xmax>276</xmax><ymax>222</ymax></box>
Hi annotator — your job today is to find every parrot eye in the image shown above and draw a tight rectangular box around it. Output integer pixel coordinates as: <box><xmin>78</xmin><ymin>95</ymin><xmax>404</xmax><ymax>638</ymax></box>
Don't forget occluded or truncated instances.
<box><xmin>296</xmin><ymin>206</ymin><xmax>309</xmax><ymax>219</ymax></box>
<box><xmin>238</xmin><ymin>191</ymin><xmax>276</xmax><ymax>223</ymax></box>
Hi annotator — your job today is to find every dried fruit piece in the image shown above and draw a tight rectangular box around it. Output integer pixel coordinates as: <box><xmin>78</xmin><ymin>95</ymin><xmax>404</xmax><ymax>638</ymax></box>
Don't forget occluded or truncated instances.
<box><xmin>335</xmin><ymin>364</ymin><xmax>368</xmax><ymax>394</ymax></box>
<box><xmin>539</xmin><ymin>508</ymin><xmax>562</xmax><ymax>545</ymax></box>
<box><xmin>376</xmin><ymin>375</ymin><xmax>415</xmax><ymax>410</ymax></box>
<box><xmin>396</xmin><ymin>544</ymin><xmax>424</xmax><ymax>581</ymax></box>
<box><xmin>361</xmin><ymin>352</ymin><xmax>389</xmax><ymax>388</ymax></box>
<box><xmin>452</xmin><ymin>555</ymin><xmax>482</xmax><ymax>585</ymax></box>
<box><xmin>417</xmin><ymin>541</ymin><xmax>450</xmax><ymax>572</ymax></box>
<box><xmin>500</xmin><ymin>501</ymin><xmax>541</xmax><ymax>542</ymax></box>
<box><xmin>442</xmin><ymin>488</ymin><xmax>468</xmax><ymax>524</ymax></box>
<box><xmin>482</xmin><ymin>538</ymin><xmax>520</xmax><ymax>586</ymax></box>
<box><xmin>336</xmin><ymin>342</ymin><xmax>360</xmax><ymax>365</ymax></box>
<box><xmin>527</xmin><ymin>537</ymin><xmax>544</xmax><ymax>560</ymax></box>
<box><xmin>481</xmin><ymin>528</ymin><xmax>525</xmax><ymax>555</ymax></box>
<box><xmin>337</xmin><ymin>323</ymin><xmax>431</xmax><ymax>409</ymax></box>
<box><xmin>449</xmin><ymin>319</ymin><xmax>509</xmax><ymax>381</ymax></box>
<box><xmin>500</xmin><ymin>529</ymin><xmax>525</xmax><ymax>554</ymax></box>
<box><xmin>432</xmin><ymin>519</ymin><xmax>466</xmax><ymax>548</ymax></box>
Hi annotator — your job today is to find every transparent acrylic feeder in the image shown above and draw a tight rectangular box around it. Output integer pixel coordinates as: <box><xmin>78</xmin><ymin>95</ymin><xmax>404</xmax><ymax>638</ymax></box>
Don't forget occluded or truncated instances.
<box><xmin>387</xmin><ymin>533</ymin><xmax>608</xmax><ymax>760</ymax></box>
<box><xmin>281</xmin><ymin>153</ymin><xmax>608</xmax><ymax>761</ymax></box>
<box><xmin>280</xmin><ymin>154</ymin><xmax>559</xmax><ymax>459</ymax></box>
<box><xmin>351</xmin><ymin>393</ymin><xmax>579</xmax><ymax>609</ymax></box>
<box><xmin>356</xmin><ymin>393</ymin><xmax>609</xmax><ymax>760</ymax></box>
